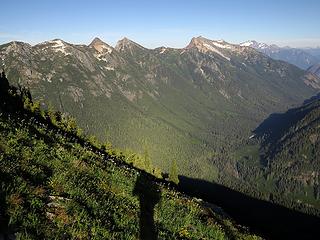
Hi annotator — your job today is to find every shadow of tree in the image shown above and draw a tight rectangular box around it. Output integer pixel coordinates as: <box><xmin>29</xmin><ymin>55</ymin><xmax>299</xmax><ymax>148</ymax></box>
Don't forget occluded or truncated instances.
<box><xmin>133</xmin><ymin>174</ymin><xmax>161</xmax><ymax>240</ymax></box>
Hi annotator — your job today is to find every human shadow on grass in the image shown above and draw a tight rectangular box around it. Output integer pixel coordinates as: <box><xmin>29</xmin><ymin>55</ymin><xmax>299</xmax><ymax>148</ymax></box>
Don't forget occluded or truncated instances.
<box><xmin>133</xmin><ymin>174</ymin><xmax>161</xmax><ymax>240</ymax></box>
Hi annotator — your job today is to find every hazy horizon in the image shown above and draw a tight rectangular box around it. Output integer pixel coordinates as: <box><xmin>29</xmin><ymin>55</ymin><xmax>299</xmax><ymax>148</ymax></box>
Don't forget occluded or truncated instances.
<box><xmin>1</xmin><ymin>0</ymin><xmax>320</xmax><ymax>48</ymax></box>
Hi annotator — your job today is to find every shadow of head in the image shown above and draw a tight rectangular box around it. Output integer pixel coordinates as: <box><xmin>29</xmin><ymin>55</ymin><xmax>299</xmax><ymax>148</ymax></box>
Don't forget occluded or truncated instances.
<box><xmin>134</xmin><ymin>174</ymin><xmax>161</xmax><ymax>203</ymax></box>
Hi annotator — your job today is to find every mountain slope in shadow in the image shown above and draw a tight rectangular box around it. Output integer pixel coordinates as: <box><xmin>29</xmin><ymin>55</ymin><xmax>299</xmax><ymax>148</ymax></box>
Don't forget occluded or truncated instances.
<box><xmin>179</xmin><ymin>176</ymin><xmax>320</xmax><ymax>240</ymax></box>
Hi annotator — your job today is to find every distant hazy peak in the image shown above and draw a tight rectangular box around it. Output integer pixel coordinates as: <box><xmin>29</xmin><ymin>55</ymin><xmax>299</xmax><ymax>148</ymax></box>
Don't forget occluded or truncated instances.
<box><xmin>240</xmin><ymin>40</ymin><xmax>320</xmax><ymax>69</ymax></box>
<box><xmin>89</xmin><ymin>37</ymin><xmax>113</xmax><ymax>53</ymax></box>
<box><xmin>240</xmin><ymin>40</ymin><xmax>279</xmax><ymax>50</ymax></box>
<box><xmin>115</xmin><ymin>37</ymin><xmax>146</xmax><ymax>52</ymax></box>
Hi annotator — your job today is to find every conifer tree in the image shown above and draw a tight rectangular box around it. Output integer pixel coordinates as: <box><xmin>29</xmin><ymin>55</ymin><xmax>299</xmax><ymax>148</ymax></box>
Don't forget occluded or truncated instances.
<box><xmin>143</xmin><ymin>147</ymin><xmax>151</xmax><ymax>172</ymax></box>
<box><xmin>169</xmin><ymin>159</ymin><xmax>179</xmax><ymax>185</ymax></box>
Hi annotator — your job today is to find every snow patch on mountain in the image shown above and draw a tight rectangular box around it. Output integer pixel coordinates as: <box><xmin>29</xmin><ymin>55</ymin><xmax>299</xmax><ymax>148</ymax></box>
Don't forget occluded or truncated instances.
<box><xmin>105</xmin><ymin>66</ymin><xmax>115</xmax><ymax>71</ymax></box>
<box><xmin>219</xmin><ymin>89</ymin><xmax>230</xmax><ymax>99</ymax></box>
<box><xmin>203</xmin><ymin>43</ymin><xmax>231</xmax><ymax>61</ymax></box>
<box><xmin>98</xmin><ymin>44</ymin><xmax>112</xmax><ymax>54</ymax></box>
<box><xmin>94</xmin><ymin>54</ymin><xmax>108</xmax><ymax>62</ymax></box>
<box><xmin>159</xmin><ymin>48</ymin><xmax>167</xmax><ymax>54</ymax></box>
<box><xmin>240</xmin><ymin>41</ymin><xmax>253</xmax><ymax>47</ymax></box>
<box><xmin>210</xmin><ymin>41</ymin><xmax>233</xmax><ymax>49</ymax></box>
<box><xmin>187</xmin><ymin>37</ymin><xmax>235</xmax><ymax>61</ymax></box>
<box><xmin>39</xmin><ymin>40</ymin><xmax>71</xmax><ymax>56</ymax></box>
<box><xmin>240</xmin><ymin>40</ymin><xmax>270</xmax><ymax>49</ymax></box>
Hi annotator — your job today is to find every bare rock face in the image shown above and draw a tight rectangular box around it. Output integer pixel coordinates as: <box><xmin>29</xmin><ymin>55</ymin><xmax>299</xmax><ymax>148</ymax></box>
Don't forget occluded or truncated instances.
<box><xmin>115</xmin><ymin>37</ymin><xmax>146</xmax><ymax>53</ymax></box>
<box><xmin>308</xmin><ymin>63</ymin><xmax>320</xmax><ymax>77</ymax></box>
<box><xmin>303</xmin><ymin>72</ymin><xmax>320</xmax><ymax>89</ymax></box>
<box><xmin>89</xmin><ymin>37</ymin><xmax>113</xmax><ymax>54</ymax></box>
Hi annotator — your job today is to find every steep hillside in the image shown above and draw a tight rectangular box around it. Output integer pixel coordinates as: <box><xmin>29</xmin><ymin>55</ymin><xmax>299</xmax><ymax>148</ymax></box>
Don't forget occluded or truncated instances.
<box><xmin>240</xmin><ymin>40</ymin><xmax>320</xmax><ymax>69</ymax></box>
<box><xmin>0</xmin><ymin>76</ymin><xmax>259</xmax><ymax>239</ymax></box>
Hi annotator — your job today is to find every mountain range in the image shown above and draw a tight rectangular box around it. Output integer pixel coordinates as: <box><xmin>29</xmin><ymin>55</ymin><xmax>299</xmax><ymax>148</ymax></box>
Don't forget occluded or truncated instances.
<box><xmin>1</xmin><ymin>36</ymin><xmax>320</xmax><ymax>214</ymax></box>
<box><xmin>240</xmin><ymin>40</ymin><xmax>320</xmax><ymax>70</ymax></box>
<box><xmin>303</xmin><ymin>47</ymin><xmax>320</xmax><ymax>60</ymax></box>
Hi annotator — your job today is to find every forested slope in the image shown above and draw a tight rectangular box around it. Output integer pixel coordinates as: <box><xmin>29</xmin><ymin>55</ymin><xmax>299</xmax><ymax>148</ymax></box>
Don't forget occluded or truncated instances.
<box><xmin>228</xmin><ymin>98</ymin><xmax>320</xmax><ymax>215</ymax></box>
<box><xmin>256</xmin><ymin>99</ymin><xmax>320</xmax><ymax>210</ymax></box>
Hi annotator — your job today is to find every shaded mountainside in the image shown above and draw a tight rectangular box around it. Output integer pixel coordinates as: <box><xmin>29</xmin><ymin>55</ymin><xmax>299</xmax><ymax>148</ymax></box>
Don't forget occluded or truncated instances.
<box><xmin>0</xmin><ymin>76</ymin><xmax>259</xmax><ymax>239</ymax></box>
<box><xmin>254</xmin><ymin>98</ymin><xmax>320</xmax><ymax>209</ymax></box>
<box><xmin>240</xmin><ymin>40</ymin><xmax>320</xmax><ymax>70</ymax></box>
<box><xmin>179</xmin><ymin>176</ymin><xmax>320</xmax><ymax>240</ymax></box>
<box><xmin>0</xmin><ymin>36</ymin><xmax>318</xmax><ymax>180</ymax></box>
<box><xmin>230</xmin><ymin>97</ymin><xmax>320</xmax><ymax>216</ymax></box>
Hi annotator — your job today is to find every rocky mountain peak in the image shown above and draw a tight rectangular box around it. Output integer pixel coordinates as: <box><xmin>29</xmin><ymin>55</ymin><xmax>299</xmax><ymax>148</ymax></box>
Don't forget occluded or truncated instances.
<box><xmin>187</xmin><ymin>36</ymin><xmax>234</xmax><ymax>49</ymax></box>
<box><xmin>89</xmin><ymin>37</ymin><xmax>113</xmax><ymax>54</ymax></box>
<box><xmin>186</xmin><ymin>36</ymin><xmax>207</xmax><ymax>48</ymax></box>
<box><xmin>0</xmin><ymin>41</ymin><xmax>33</xmax><ymax>58</ymax></box>
<box><xmin>186</xmin><ymin>36</ymin><xmax>234</xmax><ymax>60</ymax></box>
<box><xmin>89</xmin><ymin>37</ymin><xmax>105</xmax><ymax>47</ymax></box>
<box><xmin>115</xmin><ymin>37</ymin><xmax>145</xmax><ymax>52</ymax></box>
<box><xmin>35</xmin><ymin>39</ymin><xmax>71</xmax><ymax>55</ymax></box>
<box><xmin>7</xmin><ymin>41</ymin><xmax>32</xmax><ymax>51</ymax></box>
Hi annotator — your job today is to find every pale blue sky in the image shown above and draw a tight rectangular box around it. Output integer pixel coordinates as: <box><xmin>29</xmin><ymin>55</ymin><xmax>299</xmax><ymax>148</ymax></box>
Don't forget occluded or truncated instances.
<box><xmin>0</xmin><ymin>0</ymin><xmax>319</xmax><ymax>48</ymax></box>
